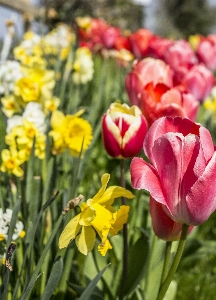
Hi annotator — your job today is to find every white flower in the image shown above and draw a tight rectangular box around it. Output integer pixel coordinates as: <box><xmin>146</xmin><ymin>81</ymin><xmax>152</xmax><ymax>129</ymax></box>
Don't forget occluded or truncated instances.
<box><xmin>0</xmin><ymin>60</ymin><xmax>22</xmax><ymax>94</ymax></box>
<box><xmin>0</xmin><ymin>208</ymin><xmax>25</xmax><ymax>241</ymax></box>
<box><xmin>72</xmin><ymin>47</ymin><xmax>94</xmax><ymax>84</ymax></box>
<box><xmin>6</xmin><ymin>115</ymin><xmax>23</xmax><ymax>134</ymax></box>
<box><xmin>23</xmin><ymin>102</ymin><xmax>47</xmax><ymax>134</ymax></box>
<box><xmin>12</xmin><ymin>221</ymin><xmax>24</xmax><ymax>240</ymax></box>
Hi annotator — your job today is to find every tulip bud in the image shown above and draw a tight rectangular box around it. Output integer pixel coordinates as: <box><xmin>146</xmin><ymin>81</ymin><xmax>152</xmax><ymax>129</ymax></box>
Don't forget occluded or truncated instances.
<box><xmin>102</xmin><ymin>102</ymin><xmax>148</xmax><ymax>158</ymax></box>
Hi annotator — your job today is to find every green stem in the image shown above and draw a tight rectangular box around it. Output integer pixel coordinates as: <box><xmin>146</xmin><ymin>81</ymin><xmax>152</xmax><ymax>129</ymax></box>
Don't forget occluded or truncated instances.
<box><xmin>144</xmin><ymin>233</ymin><xmax>156</xmax><ymax>294</ymax></box>
<box><xmin>156</xmin><ymin>224</ymin><xmax>189</xmax><ymax>300</ymax></box>
<box><xmin>119</xmin><ymin>158</ymin><xmax>128</xmax><ymax>300</ymax></box>
<box><xmin>160</xmin><ymin>241</ymin><xmax>172</xmax><ymax>285</ymax></box>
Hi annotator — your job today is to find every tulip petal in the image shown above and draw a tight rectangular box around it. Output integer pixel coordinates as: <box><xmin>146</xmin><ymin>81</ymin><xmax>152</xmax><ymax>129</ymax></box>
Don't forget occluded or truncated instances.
<box><xmin>186</xmin><ymin>151</ymin><xmax>216</xmax><ymax>225</ymax></box>
<box><xmin>58</xmin><ymin>214</ymin><xmax>81</xmax><ymax>248</ymax></box>
<box><xmin>130</xmin><ymin>157</ymin><xmax>165</xmax><ymax>203</ymax></box>
<box><xmin>76</xmin><ymin>226</ymin><xmax>96</xmax><ymax>255</ymax></box>
<box><xmin>102</xmin><ymin>115</ymin><xmax>121</xmax><ymax>157</ymax></box>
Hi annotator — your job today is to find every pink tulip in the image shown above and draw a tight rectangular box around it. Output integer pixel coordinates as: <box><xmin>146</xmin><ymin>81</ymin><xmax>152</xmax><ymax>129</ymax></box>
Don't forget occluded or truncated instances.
<box><xmin>182</xmin><ymin>64</ymin><xmax>214</xmax><ymax>101</ymax></box>
<box><xmin>141</xmin><ymin>83</ymin><xmax>199</xmax><ymax>125</ymax></box>
<box><xmin>196</xmin><ymin>35</ymin><xmax>216</xmax><ymax>70</ymax></box>
<box><xmin>102</xmin><ymin>103</ymin><xmax>148</xmax><ymax>158</ymax></box>
<box><xmin>128</xmin><ymin>28</ymin><xmax>154</xmax><ymax>59</ymax></box>
<box><xmin>125</xmin><ymin>58</ymin><xmax>173</xmax><ymax>107</ymax></box>
<box><xmin>149</xmin><ymin>36</ymin><xmax>174</xmax><ymax>59</ymax></box>
<box><xmin>130</xmin><ymin>116</ymin><xmax>216</xmax><ymax>226</ymax></box>
<box><xmin>150</xmin><ymin>196</ymin><xmax>194</xmax><ymax>241</ymax></box>
<box><xmin>101</xmin><ymin>26</ymin><xmax>121</xmax><ymax>49</ymax></box>
<box><xmin>164</xmin><ymin>40</ymin><xmax>197</xmax><ymax>72</ymax></box>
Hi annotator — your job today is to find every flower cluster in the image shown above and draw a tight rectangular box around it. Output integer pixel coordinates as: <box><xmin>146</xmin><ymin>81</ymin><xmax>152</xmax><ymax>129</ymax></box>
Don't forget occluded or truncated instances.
<box><xmin>0</xmin><ymin>208</ymin><xmax>25</xmax><ymax>242</ymax></box>
<box><xmin>1</xmin><ymin>103</ymin><xmax>47</xmax><ymax>176</ymax></box>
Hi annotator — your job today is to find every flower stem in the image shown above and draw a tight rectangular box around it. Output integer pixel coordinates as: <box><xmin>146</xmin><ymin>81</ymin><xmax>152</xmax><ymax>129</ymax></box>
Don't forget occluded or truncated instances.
<box><xmin>156</xmin><ymin>224</ymin><xmax>189</xmax><ymax>300</ymax></box>
<box><xmin>119</xmin><ymin>158</ymin><xmax>128</xmax><ymax>300</ymax></box>
<box><xmin>160</xmin><ymin>241</ymin><xmax>172</xmax><ymax>285</ymax></box>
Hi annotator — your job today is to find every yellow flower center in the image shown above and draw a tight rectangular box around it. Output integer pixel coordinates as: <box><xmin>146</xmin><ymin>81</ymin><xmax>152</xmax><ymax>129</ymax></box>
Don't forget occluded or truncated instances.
<box><xmin>0</xmin><ymin>234</ymin><xmax>5</xmax><ymax>241</ymax></box>
<box><xmin>5</xmin><ymin>159</ymin><xmax>16</xmax><ymax>170</ymax></box>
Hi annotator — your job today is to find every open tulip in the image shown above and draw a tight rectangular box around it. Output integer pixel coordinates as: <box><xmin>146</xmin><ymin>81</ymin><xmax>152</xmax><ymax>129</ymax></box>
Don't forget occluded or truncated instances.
<box><xmin>125</xmin><ymin>58</ymin><xmax>173</xmax><ymax>107</ymax></box>
<box><xmin>102</xmin><ymin>102</ymin><xmax>148</xmax><ymax>158</ymax></box>
<box><xmin>141</xmin><ymin>83</ymin><xmax>199</xmax><ymax>125</ymax></box>
<box><xmin>130</xmin><ymin>116</ymin><xmax>216</xmax><ymax>226</ymax></box>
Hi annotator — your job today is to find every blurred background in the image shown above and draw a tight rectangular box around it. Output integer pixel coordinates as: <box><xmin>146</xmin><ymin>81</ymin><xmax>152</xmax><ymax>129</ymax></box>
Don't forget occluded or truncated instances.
<box><xmin>0</xmin><ymin>0</ymin><xmax>216</xmax><ymax>41</ymax></box>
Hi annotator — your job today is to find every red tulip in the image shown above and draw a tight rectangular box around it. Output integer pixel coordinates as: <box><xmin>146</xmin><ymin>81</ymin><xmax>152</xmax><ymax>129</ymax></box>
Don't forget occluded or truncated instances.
<box><xmin>149</xmin><ymin>36</ymin><xmax>174</xmax><ymax>59</ymax></box>
<box><xmin>128</xmin><ymin>28</ymin><xmax>154</xmax><ymax>59</ymax></box>
<box><xmin>150</xmin><ymin>196</ymin><xmax>194</xmax><ymax>241</ymax></box>
<box><xmin>125</xmin><ymin>58</ymin><xmax>173</xmax><ymax>107</ymax></box>
<box><xmin>141</xmin><ymin>83</ymin><xmax>199</xmax><ymax>125</ymax></box>
<box><xmin>102</xmin><ymin>103</ymin><xmax>148</xmax><ymax>158</ymax></box>
<box><xmin>130</xmin><ymin>116</ymin><xmax>216</xmax><ymax>226</ymax></box>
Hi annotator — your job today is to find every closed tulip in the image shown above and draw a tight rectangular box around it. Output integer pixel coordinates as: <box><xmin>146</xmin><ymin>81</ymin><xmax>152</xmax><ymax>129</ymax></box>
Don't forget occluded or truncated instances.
<box><xmin>130</xmin><ymin>116</ymin><xmax>216</xmax><ymax>226</ymax></box>
<box><xmin>102</xmin><ymin>102</ymin><xmax>148</xmax><ymax>158</ymax></box>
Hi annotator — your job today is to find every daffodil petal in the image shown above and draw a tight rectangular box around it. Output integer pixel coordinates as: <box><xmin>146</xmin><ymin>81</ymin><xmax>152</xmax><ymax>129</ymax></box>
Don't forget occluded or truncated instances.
<box><xmin>58</xmin><ymin>214</ymin><xmax>81</xmax><ymax>248</ymax></box>
<box><xmin>110</xmin><ymin>205</ymin><xmax>130</xmax><ymax>236</ymax></box>
<box><xmin>96</xmin><ymin>186</ymin><xmax>134</xmax><ymax>205</ymax></box>
<box><xmin>51</xmin><ymin>110</ymin><xmax>65</xmax><ymax>129</ymax></box>
<box><xmin>79</xmin><ymin>205</ymin><xmax>96</xmax><ymax>226</ymax></box>
<box><xmin>98</xmin><ymin>238</ymin><xmax>112</xmax><ymax>256</ymax></box>
<box><xmin>90</xmin><ymin>173</ymin><xmax>110</xmax><ymax>204</ymax></box>
<box><xmin>90</xmin><ymin>203</ymin><xmax>113</xmax><ymax>238</ymax></box>
<box><xmin>76</xmin><ymin>226</ymin><xmax>96</xmax><ymax>255</ymax></box>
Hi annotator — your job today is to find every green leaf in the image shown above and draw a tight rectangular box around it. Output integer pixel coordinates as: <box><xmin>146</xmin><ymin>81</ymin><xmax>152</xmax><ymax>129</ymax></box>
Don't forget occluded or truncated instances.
<box><xmin>145</xmin><ymin>237</ymin><xmax>166</xmax><ymax>300</ymax></box>
<box><xmin>125</xmin><ymin>233</ymin><xmax>150</xmax><ymax>296</ymax></box>
<box><xmin>164</xmin><ymin>280</ymin><xmax>177</xmax><ymax>300</ymax></box>
<box><xmin>19</xmin><ymin>272</ymin><xmax>43</xmax><ymax>300</ymax></box>
<box><xmin>79</xmin><ymin>263</ymin><xmax>111</xmax><ymax>300</ymax></box>
<box><xmin>41</xmin><ymin>256</ymin><xmax>64</xmax><ymax>300</ymax></box>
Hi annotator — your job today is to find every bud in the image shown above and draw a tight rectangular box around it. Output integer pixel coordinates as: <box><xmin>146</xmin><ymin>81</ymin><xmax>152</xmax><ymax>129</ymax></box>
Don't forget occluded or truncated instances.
<box><xmin>102</xmin><ymin>102</ymin><xmax>148</xmax><ymax>158</ymax></box>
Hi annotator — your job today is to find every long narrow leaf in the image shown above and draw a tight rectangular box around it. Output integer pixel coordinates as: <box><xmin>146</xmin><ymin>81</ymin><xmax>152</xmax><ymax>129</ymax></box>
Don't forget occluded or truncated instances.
<box><xmin>79</xmin><ymin>263</ymin><xmax>111</xmax><ymax>300</ymax></box>
<box><xmin>41</xmin><ymin>256</ymin><xmax>63</xmax><ymax>300</ymax></box>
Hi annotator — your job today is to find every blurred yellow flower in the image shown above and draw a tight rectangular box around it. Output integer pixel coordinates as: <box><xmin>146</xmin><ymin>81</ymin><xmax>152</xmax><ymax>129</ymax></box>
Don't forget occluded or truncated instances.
<box><xmin>14</xmin><ymin>67</ymin><xmax>55</xmax><ymax>103</ymax></box>
<box><xmin>0</xmin><ymin>148</ymin><xmax>24</xmax><ymax>177</ymax></box>
<box><xmin>59</xmin><ymin>173</ymin><xmax>134</xmax><ymax>256</ymax></box>
<box><xmin>5</xmin><ymin>119</ymin><xmax>46</xmax><ymax>161</ymax></box>
<box><xmin>1</xmin><ymin>95</ymin><xmax>21</xmax><ymax>117</ymax></box>
<box><xmin>188</xmin><ymin>34</ymin><xmax>201</xmax><ymax>51</ymax></box>
<box><xmin>204</xmin><ymin>96</ymin><xmax>216</xmax><ymax>113</ymax></box>
<box><xmin>49</xmin><ymin>110</ymin><xmax>93</xmax><ymax>156</ymax></box>
<box><xmin>45</xmin><ymin>96</ymin><xmax>60</xmax><ymax>112</ymax></box>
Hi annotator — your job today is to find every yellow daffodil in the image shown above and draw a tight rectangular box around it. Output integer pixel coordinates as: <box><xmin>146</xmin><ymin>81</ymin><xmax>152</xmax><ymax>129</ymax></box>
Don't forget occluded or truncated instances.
<box><xmin>14</xmin><ymin>67</ymin><xmax>55</xmax><ymax>103</ymax></box>
<box><xmin>59</xmin><ymin>173</ymin><xmax>134</xmax><ymax>256</ymax></box>
<box><xmin>44</xmin><ymin>96</ymin><xmax>60</xmax><ymax>112</ymax></box>
<box><xmin>1</xmin><ymin>95</ymin><xmax>21</xmax><ymax>117</ymax></box>
<box><xmin>49</xmin><ymin>110</ymin><xmax>93</xmax><ymax>156</ymax></box>
<box><xmin>1</xmin><ymin>148</ymin><xmax>24</xmax><ymax>177</ymax></box>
